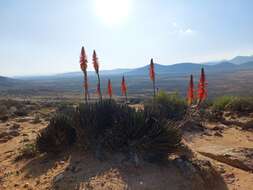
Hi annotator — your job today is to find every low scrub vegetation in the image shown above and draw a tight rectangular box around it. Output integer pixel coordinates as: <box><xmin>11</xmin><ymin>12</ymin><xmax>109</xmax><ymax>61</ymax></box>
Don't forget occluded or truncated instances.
<box><xmin>212</xmin><ymin>96</ymin><xmax>253</xmax><ymax>113</ymax></box>
<box><xmin>15</xmin><ymin>143</ymin><xmax>38</xmax><ymax>161</ymax></box>
<box><xmin>36</xmin><ymin>100</ymin><xmax>182</xmax><ymax>162</ymax></box>
<box><xmin>145</xmin><ymin>91</ymin><xmax>187</xmax><ymax>121</ymax></box>
<box><xmin>36</xmin><ymin>113</ymin><xmax>76</xmax><ymax>153</ymax></box>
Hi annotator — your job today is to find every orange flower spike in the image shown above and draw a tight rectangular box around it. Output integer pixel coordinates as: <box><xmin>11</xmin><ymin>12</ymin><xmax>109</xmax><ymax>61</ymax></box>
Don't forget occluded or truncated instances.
<box><xmin>198</xmin><ymin>67</ymin><xmax>207</xmax><ymax>102</ymax></box>
<box><xmin>187</xmin><ymin>74</ymin><xmax>194</xmax><ymax>105</ymax></box>
<box><xmin>80</xmin><ymin>47</ymin><xmax>88</xmax><ymax>71</ymax></box>
<box><xmin>121</xmin><ymin>76</ymin><xmax>127</xmax><ymax>96</ymax></box>
<box><xmin>108</xmin><ymin>79</ymin><xmax>113</xmax><ymax>98</ymax></box>
<box><xmin>149</xmin><ymin>58</ymin><xmax>155</xmax><ymax>81</ymax></box>
<box><xmin>92</xmin><ymin>50</ymin><xmax>99</xmax><ymax>74</ymax></box>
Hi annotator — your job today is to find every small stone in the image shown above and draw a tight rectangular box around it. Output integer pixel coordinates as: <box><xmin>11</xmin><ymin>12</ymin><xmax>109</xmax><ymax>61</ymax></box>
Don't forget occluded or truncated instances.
<box><xmin>24</xmin><ymin>182</ymin><xmax>29</xmax><ymax>188</ymax></box>
<box><xmin>59</xmin><ymin>161</ymin><xmax>65</xmax><ymax>165</ymax></box>
<box><xmin>54</xmin><ymin>173</ymin><xmax>64</xmax><ymax>183</ymax></box>
<box><xmin>36</xmin><ymin>179</ymin><xmax>40</xmax><ymax>185</ymax></box>
<box><xmin>8</xmin><ymin>130</ymin><xmax>20</xmax><ymax>137</ymax></box>
<box><xmin>214</xmin><ymin>131</ymin><xmax>223</xmax><ymax>137</ymax></box>
<box><xmin>203</xmin><ymin>132</ymin><xmax>212</xmax><ymax>136</ymax></box>
<box><xmin>224</xmin><ymin>173</ymin><xmax>235</xmax><ymax>184</ymax></box>
<box><xmin>11</xmin><ymin>123</ymin><xmax>20</xmax><ymax>129</ymax></box>
<box><xmin>213</xmin><ymin>125</ymin><xmax>224</xmax><ymax>131</ymax></box>
<box><xmin>25</xmin><ymin>174</ymin><xmax>32</xmax><ymax>178</ymax></box>
<box><xmin>217</xmin><ymin>166</ymin><xmax>226</xmax><ymax>174</ymax></box>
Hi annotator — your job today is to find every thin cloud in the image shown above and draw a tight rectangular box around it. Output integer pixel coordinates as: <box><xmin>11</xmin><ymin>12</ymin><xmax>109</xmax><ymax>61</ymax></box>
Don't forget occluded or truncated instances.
<box><xmin>170</xmin><ymin>22</ymin><xmax>196</xmax><ymax>36</ymax></box>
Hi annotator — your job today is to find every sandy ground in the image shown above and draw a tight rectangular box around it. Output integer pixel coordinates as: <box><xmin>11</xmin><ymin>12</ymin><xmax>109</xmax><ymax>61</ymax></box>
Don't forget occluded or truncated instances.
<box><xmin>186</xmin><ymin>127</ymin><xmax>253</xmax><ymax>190</ymax></box>
<box><xmin>0</xmin><ymin>113</ymin><xmax>252</xmax><ymax>190</ymax></box>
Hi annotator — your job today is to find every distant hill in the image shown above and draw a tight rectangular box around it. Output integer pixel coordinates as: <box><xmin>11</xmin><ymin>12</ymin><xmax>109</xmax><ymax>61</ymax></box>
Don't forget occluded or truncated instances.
<box><xmin>229</xmin><ymin>55</ymin><xmax>253</xmax><ymax>65</ymax></box>
<box><xmin>13</xmin><ymin>61</ymin><xmax>253</xmax><ymax>80</ymax></box>
<box><xmin>2</xmin><ymin>56</ymin><xmax>253</xmax><ymax>98</ymax></box>
<box><xmin>0</xmin><ymin>76</ymin><xmax>21</xmax><ymax>87</ymax></box>
<box><xmin>126</xmin><ymin>61</ymin><xmax>253</xmax><ymax>76</ymax></box>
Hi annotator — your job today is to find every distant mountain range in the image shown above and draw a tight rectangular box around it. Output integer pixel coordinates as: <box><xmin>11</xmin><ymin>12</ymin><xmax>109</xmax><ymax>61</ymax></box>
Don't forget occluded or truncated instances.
<box><xmin>0</xmin><ymin>76</ymin><xmax>21</xmax><ymax>87</ymax></box>
<box><xmin>230</xmin><ymin>55</ymin><xmax>253</xmax><ymax>65</ymax></box>
<box><xmin>23</xmin><ymin>61</ymin><xmax>251</xmax><ymax>79</ymax></box>
<box><xmin>205</xmin><ymin>55</ymin><xmax>253</xmax><ymax>65</ymax></box>
<box><xmin>1</xmin><ymin>54</ymin><xmax>253</xmax><ymax>97</ymax></box>
<box><xmin>12</xmin><ymin>55</ymin><xmax>252</xmax><ymax>80</ymax></box>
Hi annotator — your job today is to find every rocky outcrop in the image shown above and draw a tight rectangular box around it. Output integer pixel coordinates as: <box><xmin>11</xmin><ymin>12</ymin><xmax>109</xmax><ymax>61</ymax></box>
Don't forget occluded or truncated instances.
<box><xmin>198</xmin><ymin>146</ymin><xmax>253</xmax><ymax>172</ymax></box>
<box><xmin>0</xmin><ymin>123</ymin><xmax>21</xmax><ymax>143</ymax></box>
<box><xmin>174</xmin><ymin>157</ymin><xmax>227</xmax><ymax>190</ymax></box>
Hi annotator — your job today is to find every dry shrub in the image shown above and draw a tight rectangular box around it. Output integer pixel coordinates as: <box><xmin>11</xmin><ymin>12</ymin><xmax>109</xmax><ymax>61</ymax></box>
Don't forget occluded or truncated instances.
<box><xmin>36</xmin><ymin>113</ymin><xmax>76</xmax><ymax>153</ymax></box>
<box><xmin>36</xmin><ymin>100</ymin><xmax>182</xmax><ymax>162</ymax></box>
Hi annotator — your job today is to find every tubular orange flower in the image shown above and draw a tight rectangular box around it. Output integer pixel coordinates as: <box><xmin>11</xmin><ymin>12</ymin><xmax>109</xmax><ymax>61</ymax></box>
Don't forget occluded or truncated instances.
<box><xmin>149</xmin><ymin>58</ymin><xmax>156</xmax><ymax>97</ymax></box>
<box><xmin>149</xmin><ymin>58</ymin><xmax>155</xmax><ymax>81</ymax></box>
<box><xmin>187</xmin><ymin>74</ymin><xmax>194</xmax><ymax>105</ymax></box>
<box><xmin>92</xmin><ymin>50</ymin><xmax>102</xmax><ymax>100</ymax></box>
<box><xmin>80</xmin><ymin>47</ymin><xmax>88</xmax><ymax>71</ymax></box>
<box><xmin>108</xmin><ymin>79</ymin><xmax>112</xmax><ymax>98</ymax></box>
<box><xmin>92</xmin><ymin>50</ymin><xmax>99</xmax><ymax>74</ymax></box>
<box><xmin>80</xmin><ymin>46</ymin><xmax>89</xmax><ymax>103</ymax></box>
<box><xmin>121</xmin><ymin>76</ymin><xmax>127</xmax><ymax>96</ymax></box>
<box><xmin>198</xmin><ymin>67</ymin><xmax>207</xmax><ymax>103</ymax></box>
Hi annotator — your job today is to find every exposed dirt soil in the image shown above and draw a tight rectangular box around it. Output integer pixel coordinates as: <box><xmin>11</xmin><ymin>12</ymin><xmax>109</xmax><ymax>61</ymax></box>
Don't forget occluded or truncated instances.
<box><xmin>0</xmin><ymin>110</ymin><xmax>252</xmax><ymax>190</ymax></box>
<box><xmin>185</xmin><ymin>126</ymin><xmax>253</xmax><ymax>190</ymax></box>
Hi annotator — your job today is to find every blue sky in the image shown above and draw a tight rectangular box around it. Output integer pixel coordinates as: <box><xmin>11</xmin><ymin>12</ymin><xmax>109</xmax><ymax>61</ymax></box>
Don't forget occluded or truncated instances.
<box><xmin>0</xmin><ymin>0</ymin><xmax>253</xmax><ymax>76</ymax></box>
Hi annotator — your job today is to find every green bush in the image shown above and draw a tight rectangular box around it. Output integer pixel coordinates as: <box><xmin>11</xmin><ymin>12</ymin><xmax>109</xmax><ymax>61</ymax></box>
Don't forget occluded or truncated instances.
<box><xmin>227</xmin><ymin>97</ymin><xmax>253</xmax><ymax>113</ymax></box>
<box><xmin>36</xmin><ymin>113</ymin><xmax>76</xmax><ymax>153</ymax></box>
<box><xmin>212</xmin><ymin>96</ymin><xmax>253</xmax><ymax>113</ymax></box>
<box><xmin>212</xmin><ymin>96</ymin><xmax>236</xmax><ymax>111</ymax></box>
<box><xmin>145</xmin><ymin>91</ymin><xmax>187</xmax><ymax>120</ymax></box>
<box><xmin>16</xmin><ymin>143</ymin><xmax>38</xmax><ymax>161</ymax></box>
<box><xmin>37</xmin><ymin>100</ymin><xmax>182</xmax><ymax>162</ymax></box>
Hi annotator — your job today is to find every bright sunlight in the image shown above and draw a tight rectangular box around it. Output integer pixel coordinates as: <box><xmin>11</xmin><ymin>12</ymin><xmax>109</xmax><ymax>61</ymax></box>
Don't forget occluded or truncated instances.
<box><xmin>94</xmin><ymin>0</ymin><xmax>131</xmax><ymax>26</ymax></box>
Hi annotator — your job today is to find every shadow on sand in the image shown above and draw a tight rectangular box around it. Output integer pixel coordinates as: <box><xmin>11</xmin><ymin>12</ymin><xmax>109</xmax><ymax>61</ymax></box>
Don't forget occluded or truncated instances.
<box><xmin>20</xmin><ymin>148</ymin><xmax>229</xmax><ymax>190</ymax></box>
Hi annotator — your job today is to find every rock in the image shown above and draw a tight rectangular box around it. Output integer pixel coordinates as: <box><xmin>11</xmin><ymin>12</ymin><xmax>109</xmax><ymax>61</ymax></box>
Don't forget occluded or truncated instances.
<box><xmin>212</xmin><ymin>125</ymin><xmax>225</xmax><ymax>131</ymax></box>
<box><xmin>224</xmin><ymin>173</ymin><xmax>235</xmax><ymax>184</ymax></box>
<box><xmin>0</xmin><ymin>126</ymin><xmax>20</xmax><ymax>143</ymax></box>
<box><xmin>214</xmin><ymin>131</ymin><xmax>223</xmax><ymax>137</ymax></box>
<box><xmin>70</xmin><ymin>166</ymin><xmax>82</xmax><ymax>173</ymax></box>
<box><xmin>180</xmin><ymin>120</ymin><xmax>204</xmax><ymax>133</ymax></box>
<box><xmin>59</xmin><ymin>160</ymin><xmax>65</xmax><ymax>165</ymax></box>
<box><xmin>54</xmin><ymin>173</ymin><xmax>64</xmax><ymax>183</ymax></box>
<box><xmin>0</xmin><ymin>138</ymin><xmax>9</xmax><ymax>143</ymax></box>
<box><xmin>174</xmin><ymin>157</ymin><xmax>226</xmax><ymax>190</ymax></box>
<box><xmin>22</xmin><ymin>138</ymin><xmax>30</xmax><ymax>142</ymax></box>
<box><xmin>24</xmin><ymin>182</ymin><xmax>29</xmax><ymax>188</ymax></box>
<box><xmin>203</xmin><ymin>131</ymin><xmax>212</xmax><ymax>136</ymax></box>
<box><xmin>0</xmin><ymin>115</ymin><xmax>8</xmax><ymax>122</ymax></box>
<box><xmin>174</xmin><ymin>157</ymin><xmax>197</xmax><ymax>178</ymax></box>
<box><xmin>0</xmin><ymin>131</ymin><xmax>8</xmax><ymax>138</ymax></box>
<box><xmin>198</xmin><ymin>146</ymin><xmax>253</xmax><ymax>172</ymax></box>
<box><xmin>8</xmin><ymin>130</ymin><xmax>20</xmax><ymax>137</ymax></box>
<box><xmin>10</xmin><ymin>123</ymin><xmax>20</xmax><ymax>129</ymax></box>
<box><xmin>16</xmin><ymin>117</ymin><xmax>33</xmax><ymax>123</ymax></box>
<box><xmin>241</xmin><ymin>120</ymin><xmax>253</xmax><ymax>131</ymax></box>
<box><xmin>31</xmin><ymin>115</ymin><xmax>41</xmax><ymax>124</ymax></box>
<box><xmin>36</xmin><ymin>179</ymin><xmax>40</xmax><ymax>185</ymax></box>
<box><xmin>216</xmin><ymin>165</ymin><xmax>226</xmax><ymax>174</ymax></box>
<box><xmin>9</xmin><ymin>106</ymin><xmax>18</xmax><ymax>115</ymax></box>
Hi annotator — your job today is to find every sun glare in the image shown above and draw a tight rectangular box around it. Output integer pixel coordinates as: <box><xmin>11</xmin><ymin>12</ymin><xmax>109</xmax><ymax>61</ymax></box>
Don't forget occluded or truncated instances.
<box><xmin>95</xmin><ymin>0</ymin><xmax>131</xmax><ymax>26</ymax></box>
